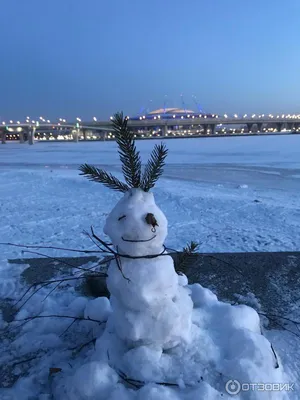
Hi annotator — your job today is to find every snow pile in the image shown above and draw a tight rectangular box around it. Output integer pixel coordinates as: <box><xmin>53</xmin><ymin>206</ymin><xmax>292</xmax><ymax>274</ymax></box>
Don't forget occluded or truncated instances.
<box><xmin>50</xmin><ymin>189</ymin><xmax>287</xmax><ymax>399</ymax></box>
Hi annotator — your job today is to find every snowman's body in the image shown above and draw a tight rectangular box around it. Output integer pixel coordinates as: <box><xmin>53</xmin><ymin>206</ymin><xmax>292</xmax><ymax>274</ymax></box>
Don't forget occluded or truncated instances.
<box><xmin>105</xmin><ymin>189</ymin><xmax>193</xmax><ymax>349</ymax></box>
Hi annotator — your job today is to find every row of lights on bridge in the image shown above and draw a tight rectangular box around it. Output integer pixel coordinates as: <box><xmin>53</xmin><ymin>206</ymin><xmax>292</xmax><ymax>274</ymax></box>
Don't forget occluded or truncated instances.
<box><xmin>2</xmin><ymin>113</ymin><xmax>300</xmax><ymax>127</ymax></box>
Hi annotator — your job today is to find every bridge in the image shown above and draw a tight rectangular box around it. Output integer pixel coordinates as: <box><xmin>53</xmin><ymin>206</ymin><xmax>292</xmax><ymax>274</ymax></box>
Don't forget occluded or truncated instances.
<box><xmin>1</xmin><ymin>115</ymin><xmax>300</xmax><ymax>144</ymax></box>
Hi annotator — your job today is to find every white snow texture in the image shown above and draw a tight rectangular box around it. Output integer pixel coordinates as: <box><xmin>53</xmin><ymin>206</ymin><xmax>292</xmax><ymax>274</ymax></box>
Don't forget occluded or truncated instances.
<box><xmin>52</xmin><ymin>189</ymin><xmax>287</xmax><ymax>399</ymax></box>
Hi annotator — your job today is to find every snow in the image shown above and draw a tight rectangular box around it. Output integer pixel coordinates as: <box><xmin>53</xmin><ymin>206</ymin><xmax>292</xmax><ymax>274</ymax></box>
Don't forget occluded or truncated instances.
<box><xmin>84</xmin><ymin>297</ymin><xmax>111</xmax><ymax>322</ymax></box>
<box><xmin>104</xmin><ymin>189</ymin><xmax>167</xmax><ymax>257</ymax></box>
<box><xmin>0</xmin><ymin>136</ymin><xmax>299</xmax><ymax>399</ymax></box>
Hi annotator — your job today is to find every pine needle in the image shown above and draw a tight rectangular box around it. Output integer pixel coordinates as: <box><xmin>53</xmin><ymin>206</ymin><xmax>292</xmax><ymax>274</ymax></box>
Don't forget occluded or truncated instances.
<box><xmin>112</xmin><ymin>112</ymin><xmax>142</xmax><ymax>188</ymax></box>
<box><xmin>79</xmin><ymin>164</ymin><xmax>129</xmax><ymax>193</ymax></box>
<box><xmin>141</xmin><ymin>143</ymin><xmax>168</xmax><ymax>192</ymax></box>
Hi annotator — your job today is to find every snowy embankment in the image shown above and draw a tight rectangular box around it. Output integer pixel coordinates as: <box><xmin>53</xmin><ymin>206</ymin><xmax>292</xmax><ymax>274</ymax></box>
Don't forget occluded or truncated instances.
<box><xmin>0</xmin><ymin>135</ymin><xmax>299</xmax><ymax>399</ymax></box>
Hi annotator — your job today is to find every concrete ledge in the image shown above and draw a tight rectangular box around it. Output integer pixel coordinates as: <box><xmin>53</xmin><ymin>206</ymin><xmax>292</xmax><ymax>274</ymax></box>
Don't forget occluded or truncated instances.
<box><xmin>7</xmin><ymin>251</ymin><xmax>300</xmax><ymax>322</ymax></box>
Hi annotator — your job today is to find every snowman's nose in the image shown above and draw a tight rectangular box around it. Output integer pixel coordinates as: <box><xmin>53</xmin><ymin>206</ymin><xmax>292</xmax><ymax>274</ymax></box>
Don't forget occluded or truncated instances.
<box><xmin>145</xmin><ymin>213</ymin><xmax>158</xmax><ymax>228</ymax></box>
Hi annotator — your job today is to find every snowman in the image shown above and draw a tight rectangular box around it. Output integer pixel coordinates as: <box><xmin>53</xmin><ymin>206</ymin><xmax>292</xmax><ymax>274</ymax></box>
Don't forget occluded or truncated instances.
<box><xmin>73</xmin><ymin>113</ymin><xmax>288</xmax><ymax>399</ymax></box>
<box><xmin>104</xmin><ymin>187</ymin><xmax>193</xmax><ymax>350</ymax></box>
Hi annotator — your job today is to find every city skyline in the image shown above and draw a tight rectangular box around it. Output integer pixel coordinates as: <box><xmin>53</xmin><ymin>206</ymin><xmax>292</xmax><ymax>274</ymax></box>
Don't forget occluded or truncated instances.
<box><xmin>1</xmin><ymin>0</ymin><xmax>300</xmax><ymax>120</ymax></box>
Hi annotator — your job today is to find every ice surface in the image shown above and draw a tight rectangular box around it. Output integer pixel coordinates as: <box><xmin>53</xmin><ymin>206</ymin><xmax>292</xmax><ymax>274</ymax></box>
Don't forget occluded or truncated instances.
<box><xmin>0</xmin><ymin>137</ymin><xmax>299</xmax><ymax>399</ymax></box>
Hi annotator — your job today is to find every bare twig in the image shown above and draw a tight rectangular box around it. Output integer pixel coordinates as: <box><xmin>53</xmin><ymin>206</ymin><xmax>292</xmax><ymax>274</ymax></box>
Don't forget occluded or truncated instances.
<box><xmin>260</xmin><ymin>314</ymin><xmax>300</xmax><ymax>339</ymax></box>
<box><xmin>1</xmin><ymin>242</ymin><xmax>102</xmax><ymax>254</ymax></box>
<box><xmin>116</xmin><ymin>368</ymin><xmax>195</xmax><ymax>389</ymax></box>
<box><xmin>258</xmin><ymin>312</ymin><xmax>300</xmax><ymax>326</ymax></box>
<box><xmin>68</xmin><ymin>338</ymin><xmax>97</xmax><ymax>353</ymax></box>
<box><xmin>20</xmin><ymin>249</ymin><xmax>95</xmax><ymax>272</ymax></box>
<box><xmin>13</xmin><ymin>314</ymin><xmax>105</xmax><ymax>331</ymax></box>
<box><xmin>115</xmin><ymin>253</ymin><xmax>130</xmax><ymax>282</ymax></box>
<box><xmin>15</xmin><ymin>274</ymin><xmax>107</xmax><ymax>310</ymax></box>
<box><xmin>59</xmin><ymin>318</ymin><xmax>78</xmax><ymax>337</ymax></box>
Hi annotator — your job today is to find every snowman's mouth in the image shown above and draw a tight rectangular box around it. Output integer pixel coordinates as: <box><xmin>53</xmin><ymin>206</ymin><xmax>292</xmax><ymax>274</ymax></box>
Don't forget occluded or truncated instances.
<box><xmin>121</xmin><ymin>235</ymin><xmax>157</xmax><ymax>243</ymax></box>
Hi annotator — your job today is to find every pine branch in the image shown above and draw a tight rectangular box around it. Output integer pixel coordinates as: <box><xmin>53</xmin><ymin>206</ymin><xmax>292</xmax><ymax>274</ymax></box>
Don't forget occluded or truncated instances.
<box><xmin>141</xmin><ymin>143</ymin><xmax>168</xmax><ymax>191</ymax></box>
<box><xmin>112</xmin><ymin>112</ymin><xmax>142</xmax><ymax>188</ymax></box>
<box><xmin>79</xmin><ymin>164</ymin><xmax>129</xmax><ymax>193</ymax></box>
<box><xmin>175</xmin><ymin>241</ymin><xmax>199</xmax><ymax>273</ymax></box>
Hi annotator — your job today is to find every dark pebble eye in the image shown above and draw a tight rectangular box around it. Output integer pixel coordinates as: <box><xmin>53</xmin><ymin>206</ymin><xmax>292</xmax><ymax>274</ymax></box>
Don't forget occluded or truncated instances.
<box><xmin>118</xmin><ymin>215</ymin><xmax>126</xmax><ymax>221</ymax></box>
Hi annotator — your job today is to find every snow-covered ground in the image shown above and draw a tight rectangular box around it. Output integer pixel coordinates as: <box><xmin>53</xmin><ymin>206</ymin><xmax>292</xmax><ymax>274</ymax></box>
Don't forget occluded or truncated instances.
<box><xmin>0</xmin><ymin>136</ymin><xmax>300</xmax><ymax>399</ymax></box>
<box><xmin>1</xmin><ymin>136</ymin><xmax>300</xmax><ymax>256</ymax></box>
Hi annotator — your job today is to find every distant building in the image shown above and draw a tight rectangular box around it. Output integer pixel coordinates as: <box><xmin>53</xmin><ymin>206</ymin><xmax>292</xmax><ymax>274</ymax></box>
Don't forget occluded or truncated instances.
<box><xmin>130</xmin><ymin>107</ymin><xmax>216</xmax><ymax>121</ymax></box>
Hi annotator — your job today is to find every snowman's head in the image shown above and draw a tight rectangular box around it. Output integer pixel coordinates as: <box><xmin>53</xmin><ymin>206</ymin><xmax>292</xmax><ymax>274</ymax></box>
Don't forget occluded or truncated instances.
<box><xmin>104</xmin><ymin>189</ymin><xmax>168</xmax><ymax>257</ymax></box>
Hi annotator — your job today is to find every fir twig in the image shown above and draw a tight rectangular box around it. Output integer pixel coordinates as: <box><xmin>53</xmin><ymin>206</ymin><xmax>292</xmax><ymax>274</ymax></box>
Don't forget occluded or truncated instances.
<box><xmin>175</xmin><ymin>241</ymin><xmax>199</xmax><ymax>272</ymax></box>
<box><xmin>112</xmin><ymin>112</ymin><xmax>142</xmax><ymax>188</ymax></box>
<box><xmin>141</xmin><ymin>143</ymin><xmax>168</xmax><ymax>191</ymax></box>
<box><xmin>79</xmin><ymin>164</ymin><xmax>129</xmax><ymax>193</ymax></box>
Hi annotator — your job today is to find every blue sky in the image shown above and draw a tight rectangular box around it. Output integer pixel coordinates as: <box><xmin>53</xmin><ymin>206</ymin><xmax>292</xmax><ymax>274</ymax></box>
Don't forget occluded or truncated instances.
<box><xmin>1</xmin><ymin>0</ymin><xmax>300</xmax><ymax>120</ymax></box>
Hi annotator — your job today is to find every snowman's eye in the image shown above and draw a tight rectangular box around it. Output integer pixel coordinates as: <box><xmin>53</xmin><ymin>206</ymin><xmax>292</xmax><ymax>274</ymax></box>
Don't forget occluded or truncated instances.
<box><xmin>118</xmin><ymin>215</ymin><xmax>126</xmax><ymax>221</ymax></box>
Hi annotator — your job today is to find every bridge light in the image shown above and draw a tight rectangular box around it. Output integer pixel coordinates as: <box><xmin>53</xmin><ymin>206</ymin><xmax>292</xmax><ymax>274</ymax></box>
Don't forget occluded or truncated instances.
<box><xmin>10</xmin><ymin>120</ymin><xmax>13</xmax><ymax>123</ymax></box>
<box><xmin>2</xmin><ymin>121</ymin><xmax>5</xmax><ymax>125</ymax></box>
<box><xmin>32</xmin><ymin>120</ymin><xmax>35</xmax><ymax>123</ymax></box>
<box><xmin>93</xmin><ymin>117</ymin><xmax>97</xmax><ymax>121</ymax></box>
<box><xmin>63</xmin><ymin>119</ymin><xmax>66</xmax><ymax>123</ymax></box>
<box><xmin>282</xmin><ymin>114</ymin><xmax>285</xmax><ymax>118</ymax></box>
<box><xmin>224</xmin><ymin>114</ymin><xmax>228</xmax><ymax>118</ymax></box>
<box><xmin>173</xmin><ymin>115</ymin><xmax>176</xmax><ymax>118</ymax></box>
<box><xmin>17</xmin><ymin>121</ymin><xmax>20</xmax><ymax>124</ymax></box>
<box><xmin>47</xmin><ymin>120</ymin><xmax>50</xmax><ymax>123</ymax></box>
<box><xmin>76</xmin><ymin>117</ymin><xmax>81</xmax><ymax>122</ymax></box>
<box><xmin>234</xmin><ymin>114</ymin><xmax>238</xmax><ymax>118</ymax></box>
